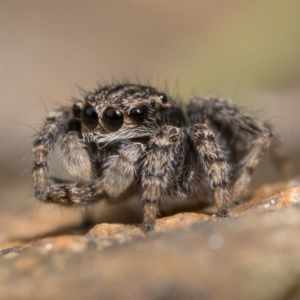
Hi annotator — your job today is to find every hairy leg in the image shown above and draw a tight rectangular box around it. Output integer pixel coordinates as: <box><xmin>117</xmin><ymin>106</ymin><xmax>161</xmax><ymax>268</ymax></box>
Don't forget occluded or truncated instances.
<box><xmin>265</xmin><ymin>123</ymin><xmax>293</xmax><ymax>180</ymax></box>
<box><xmin>189</xmin><ymin>123</ymin><xmax>231</xmax><ymax>215</ymax></box>
<box><xmin>233</xmin><ymin>124</ymin><xmax>293</xmax><ymax>199</ymax></box>
<box><xmin>231</xmin><ymin>130</ymin><xmax>270</xmax><ymax>199</ymax></box>
<box><xmin>41</xmin><ymin>181</ymin><xmax>105</xmax><ymax>205</ymax></box>
<box><xmin>187</xmin><ymin>96</ymin><xmax>292</xmax><ymax>200</ymax></box>
<box><xmin>33</xmin><ymin>106</ymin><xmax>107</xmax><ymax>205</ymax></box>
<box><xmin>33</xmin><ymin>107</ymin><xmax>73</xmax><ymax>198</ymax></box>
<box><xmin>142</xmin><ymin>126</ymin><xmax>186</xmax><ymax>232</ymax></box>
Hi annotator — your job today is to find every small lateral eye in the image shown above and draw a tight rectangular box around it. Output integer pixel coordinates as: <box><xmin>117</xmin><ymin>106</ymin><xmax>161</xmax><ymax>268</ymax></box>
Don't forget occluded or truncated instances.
<box><xmin>150</xmin><ymin>99</ymin><xmax>156</xmax><ymax>107</ymax></box>
<box><xmin>102</xmin><ymin>107</ymin><xmax>124</xmax><ymax>131</ymax></box>
<box><xmin>159</xmin><ymin>93</ymin><xmax>167</xmax><ymax>103</ymax></box>
<box><xmin>129</xmin><ymin>106</ymin><xmax>148</xmax><ymax>122</ymax></box>
<box><xmin>73</xmin><ymin>103</ymin><xmax>81</xmax><ymax>119</ymax></box>
<box><xmin>214</xmin><ymin>100</ymin><xmax>227</xmax><ymax>111</ymax></box>
<box><xmin>82</xmin><ymin>105</ymin><xmax>99</xmax><ymax>130</ymax></box>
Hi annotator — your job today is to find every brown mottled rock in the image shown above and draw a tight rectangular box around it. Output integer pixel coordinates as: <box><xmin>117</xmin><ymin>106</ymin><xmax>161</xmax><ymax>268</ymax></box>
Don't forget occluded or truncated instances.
<box><xmin>1</xmin><ymin>179</ymin><xmax>300</xmax><ymax>300</ymax></box>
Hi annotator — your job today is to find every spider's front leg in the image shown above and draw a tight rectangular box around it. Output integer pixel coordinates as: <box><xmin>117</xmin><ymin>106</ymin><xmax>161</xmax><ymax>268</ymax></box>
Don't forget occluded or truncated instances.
<box><xmin>189</xmin><ymin>124</ymin><xmax>231</xmax><ymax>216</ymax></box>
<box><xmin>33</xmin><ymin>106</ymin><xmax>105</xmax><ymax>205</ymax></box>
<box><xmin>33</xmin><ymin>106</ymin><xmax>73</xmax><ymax>199</ymax></box>
<box><xmin>142</xmin><ymin>126</ymin><xmax>185</xmax><ymax>233</ymax></box>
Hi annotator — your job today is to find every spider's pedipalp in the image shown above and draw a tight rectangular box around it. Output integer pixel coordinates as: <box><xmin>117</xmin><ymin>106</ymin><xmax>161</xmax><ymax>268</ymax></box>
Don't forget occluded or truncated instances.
<box><xmin>62</xmin><ymin>131</ymin><xmax>92</xmax><ymax>181</ymax></box>
<box><xmin>103</xmin><ymin>142</ymin><xmax>146</xmax><ymax>197</ymax></box>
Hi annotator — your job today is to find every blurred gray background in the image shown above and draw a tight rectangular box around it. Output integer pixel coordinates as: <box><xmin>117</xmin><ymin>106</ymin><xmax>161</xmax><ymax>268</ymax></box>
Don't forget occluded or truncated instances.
<box><xmin>0</xmin><ymin>0</ymin><xmax>300</xmax><ymax>240</ymax></box>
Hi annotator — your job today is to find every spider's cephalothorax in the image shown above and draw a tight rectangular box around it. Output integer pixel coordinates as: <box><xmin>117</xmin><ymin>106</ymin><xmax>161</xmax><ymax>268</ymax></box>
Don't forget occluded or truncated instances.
<box><xmin>32</xmin><ymin>84</ymin><xmax>291</xmax><ymax>232</ymax></box>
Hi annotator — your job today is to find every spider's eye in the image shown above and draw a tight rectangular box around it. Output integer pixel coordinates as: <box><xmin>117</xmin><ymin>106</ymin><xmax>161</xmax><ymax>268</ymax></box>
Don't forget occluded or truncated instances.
<box><xmin>129</xmin><ymin>106</ymin><xmax>148</xmax><ymax>122</ymax></box>
<box><xmin>159</xmin><ymin>93</ymin><xmax>167</xmax><ymax>103</ymax></box>
<box><xmin>214</xmin><ymin>100</ymin><xmax>227</xmax><ymax>111</ymax></box>
<box><xmin>73</xmin><ymin>103</ymin><xmax>81</xmax><ymax>119</ymax></box>
<box><xmin>82</xmin><ymin>105</ymin><xmax>99</xmax><ymax>130</ymax></box>
<box><xmin>150</xmin><ymin>99</ymin><xmax>156</xmax><ymax>107</ymax></box>
<box><xmin>102</xmin><ymin>107</ymin><xmax>123</xmax><ymax>131</ymax></box>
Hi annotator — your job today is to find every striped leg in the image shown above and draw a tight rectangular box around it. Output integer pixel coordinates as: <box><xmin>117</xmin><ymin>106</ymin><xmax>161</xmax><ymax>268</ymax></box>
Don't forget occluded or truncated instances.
<box><xmin>231</xmin><ymin>130</ymin><xmax>270</xmax><ymax>199</ymax></box>
<box><xmin>32</xmin><ymin>106</ymin><xmax>106</xmax><ymax>205</ymax></box>
<box><xmin>190</xmin><ymin>124</ymin><xmax>231</xmax><ymax>215</ymax></box>
<box><xmin>142</xmin><ymin>126</ymin><xmax>185</xmax><ymax>232</ymax></box>
<box><xmin>33</xmin><ymin>107</ymin><xmax>72</xmax><ymax>198</ymax></box>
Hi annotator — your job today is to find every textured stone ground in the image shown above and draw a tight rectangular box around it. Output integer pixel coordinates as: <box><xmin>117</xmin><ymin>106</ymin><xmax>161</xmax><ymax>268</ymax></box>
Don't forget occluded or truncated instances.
<box><xmin>1</xmin><ymin>178</ymin><xmax>300</xmax><ymax>300</ymax></box>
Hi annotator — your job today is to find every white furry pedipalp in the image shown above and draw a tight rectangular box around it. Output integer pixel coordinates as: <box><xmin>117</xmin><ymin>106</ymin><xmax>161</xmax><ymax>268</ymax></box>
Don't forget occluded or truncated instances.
<box><xmin>62</xmin><ymin>132</ymin><xmax>92</xmax><ymax>181</ymax></box>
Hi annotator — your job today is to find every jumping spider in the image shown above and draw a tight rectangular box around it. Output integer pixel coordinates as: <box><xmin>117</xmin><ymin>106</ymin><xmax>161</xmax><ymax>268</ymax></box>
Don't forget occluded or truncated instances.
<box><xmin>33</xmin><ymin>84</ymin><xmax>291</xmax><ymax>232</ymax></box>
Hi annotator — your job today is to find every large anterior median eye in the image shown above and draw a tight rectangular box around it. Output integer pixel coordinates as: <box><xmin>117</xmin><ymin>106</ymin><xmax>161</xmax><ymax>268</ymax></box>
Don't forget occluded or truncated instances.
<box><xmin>102</xmin><ymin>107</ymin><xmax>124</xmax><ymax>131</ymax></box>
<box><xmin>82</xmin><ymin>105</ymin><xmax>99</xmax><ymax>130</ymax></box>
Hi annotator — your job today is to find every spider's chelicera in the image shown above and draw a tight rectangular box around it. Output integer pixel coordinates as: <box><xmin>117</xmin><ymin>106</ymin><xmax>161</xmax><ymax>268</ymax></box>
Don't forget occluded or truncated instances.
<box><xmin>32</xmin><ymin>84</ymin><xmax>291</xmax><ymax>232</ymax></box>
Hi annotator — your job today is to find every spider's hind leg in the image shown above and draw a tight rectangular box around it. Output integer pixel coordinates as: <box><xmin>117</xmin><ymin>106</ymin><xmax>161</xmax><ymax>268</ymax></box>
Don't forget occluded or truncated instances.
<box><xmin>265</xmin><ymin>123</ymin><xmax>293</xmax><ymax>180</ymax></box>
<box><xmin>187</xmin><ymin>96</ymin><xmax>292</xmax><ymax>201</ymax></box>
<box><xmin>231</xmin><ymin>125</ymin><xmax>271</xmax><ymax>200</ymax></box>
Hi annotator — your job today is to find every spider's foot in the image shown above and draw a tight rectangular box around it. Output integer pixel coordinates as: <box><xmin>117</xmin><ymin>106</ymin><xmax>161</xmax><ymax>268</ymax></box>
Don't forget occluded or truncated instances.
<box><xmin>81</xmin><ymin>218</ymin><xmax>95</xmax><ymax>229</ymax></box>
<box><xmin>232</xmin><ymin>199</ymin><xmax>242</xmax><ymax>206</ymax></box>
<box><xmin>143</xmin><ymin>223</ymin><xmax>155</xmax><ymax>234</ymax></box>
<box><xmin>217</xmin><ymin>208</ymin><xmax>229</xmax><ymax>218</ymax></box>
<box><xmin>35</xmin><ymin>190</ymin><xmax>46</xmax><ymax>199</ymax></box>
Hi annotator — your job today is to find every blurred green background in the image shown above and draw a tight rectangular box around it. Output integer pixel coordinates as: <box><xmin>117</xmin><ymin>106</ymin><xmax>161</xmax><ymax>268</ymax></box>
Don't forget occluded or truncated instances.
<box><xmin>0</xmin><ymin>1</ymin><xmax>299</xmax><ymax>238</ymax></box>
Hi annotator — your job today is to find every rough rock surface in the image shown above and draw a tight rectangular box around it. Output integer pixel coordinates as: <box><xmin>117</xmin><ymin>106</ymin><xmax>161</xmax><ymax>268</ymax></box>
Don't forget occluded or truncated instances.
<box><xmin>1</xmin><ymin>179</ymin><xmax>300</xmax><ymax>300</ymax></box>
